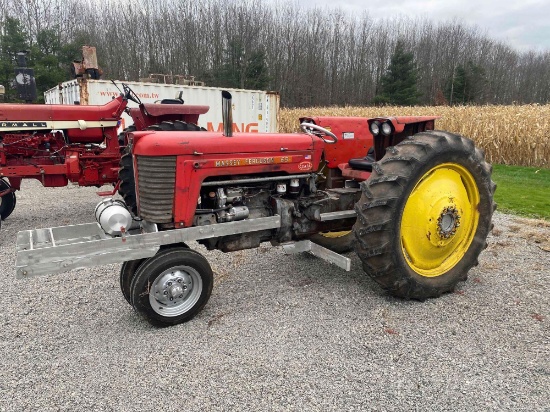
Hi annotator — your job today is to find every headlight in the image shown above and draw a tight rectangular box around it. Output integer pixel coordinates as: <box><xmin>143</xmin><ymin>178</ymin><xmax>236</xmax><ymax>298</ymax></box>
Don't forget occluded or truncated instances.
<box><xmin>370</xmin><ymin>121</ymin><xmax>380</xmax><ymax>136</ymax></box>
<box><xmin>381</xmin><ymin>121</ymin><xmax>393</xmax><ymax>136</ymax></box>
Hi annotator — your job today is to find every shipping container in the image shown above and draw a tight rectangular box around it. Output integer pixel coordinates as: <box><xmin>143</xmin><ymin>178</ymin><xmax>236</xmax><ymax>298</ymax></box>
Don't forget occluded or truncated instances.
<box><xmin>44</xmin><ymin>79</ymin><xmax>280</xmax><ymax>133</ymax></box>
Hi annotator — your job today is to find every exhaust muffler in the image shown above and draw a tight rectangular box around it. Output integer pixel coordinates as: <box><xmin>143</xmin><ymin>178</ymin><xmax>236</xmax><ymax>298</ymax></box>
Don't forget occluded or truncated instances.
<box><xmin>222</xmin><ymin>90</ymin><xmax>233</xmax><ymax>137</ymax></box>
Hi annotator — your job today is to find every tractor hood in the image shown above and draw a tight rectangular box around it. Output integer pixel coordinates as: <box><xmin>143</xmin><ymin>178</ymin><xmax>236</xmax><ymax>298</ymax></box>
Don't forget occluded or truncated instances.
<box><xmin>131</xmin><ymin>131</ymin><xmax>318</xmax><ymax>156</ymax></box>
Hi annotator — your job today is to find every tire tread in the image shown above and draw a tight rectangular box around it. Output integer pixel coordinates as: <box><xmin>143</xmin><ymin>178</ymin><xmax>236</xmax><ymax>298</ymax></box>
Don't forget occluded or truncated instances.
<box><xmin>353</xmin><ymin>130</ymin><xmax>496</xmax><ymax>299</ymax></box>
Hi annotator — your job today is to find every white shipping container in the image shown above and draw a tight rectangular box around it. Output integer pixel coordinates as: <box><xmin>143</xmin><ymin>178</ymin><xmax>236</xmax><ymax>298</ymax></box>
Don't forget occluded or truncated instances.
<box><xmin>44</xmin><ymin>79</ymin><xmax>280</xmax><ymax>133</ymax></box>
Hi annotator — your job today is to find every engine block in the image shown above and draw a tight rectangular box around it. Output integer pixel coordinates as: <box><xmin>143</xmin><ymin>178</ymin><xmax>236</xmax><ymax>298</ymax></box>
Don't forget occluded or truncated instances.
<box><xmin>1</xmin><ymin>131</ymin><xmax>66</xmax><ymax>158</ymax></box>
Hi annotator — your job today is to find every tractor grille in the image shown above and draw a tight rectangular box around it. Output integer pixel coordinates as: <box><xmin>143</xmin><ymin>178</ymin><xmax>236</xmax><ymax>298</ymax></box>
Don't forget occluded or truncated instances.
<box><xmin>136</xmin><ymin>155</ymin><xmax>176</xmax><ymax>223</ymax></box>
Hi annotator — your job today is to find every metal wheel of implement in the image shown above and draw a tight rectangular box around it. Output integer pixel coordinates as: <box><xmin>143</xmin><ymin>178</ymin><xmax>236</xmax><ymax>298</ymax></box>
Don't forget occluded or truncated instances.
<box><xmin>0</xmin><ymin>179</ymin><xmax>16</xmax><ymax>220</ymax></box>
<box><xmin>129</xmin><ymin>248</ymin><xmax>213</xmax><ymax>326</ymax></box>
<box><xmin>117</xmin><ymin>121</ymin><xmax>205</xmax><ymax>215</ymax></box>
<box><xmin>353</xmin><ymin>130</ymin><xmax>496</xmax><ymax>300</ymax></box>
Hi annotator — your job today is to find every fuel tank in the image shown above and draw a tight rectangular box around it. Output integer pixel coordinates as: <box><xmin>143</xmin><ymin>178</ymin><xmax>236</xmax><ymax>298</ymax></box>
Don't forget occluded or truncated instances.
<box><xmin>0</xmin><ymin>96</ymin><xmax>124</xmax><ymax>144</ymax></box>
<box><xmin>0</xmin><ymin>96</ymin><xmax>124</xmax><ymax>123</ymax></box>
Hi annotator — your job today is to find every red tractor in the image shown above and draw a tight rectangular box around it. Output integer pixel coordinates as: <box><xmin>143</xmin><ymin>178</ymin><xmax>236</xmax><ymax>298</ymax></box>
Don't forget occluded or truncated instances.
<box><xmin>0</xmin><ymin>83</ymin><xmax>207</xmax><ymax>224</ymax></box>
<box><xmin>15</xmin><ymin>91</ymin><xmax>496</xmax><ymax>326</ymax></box>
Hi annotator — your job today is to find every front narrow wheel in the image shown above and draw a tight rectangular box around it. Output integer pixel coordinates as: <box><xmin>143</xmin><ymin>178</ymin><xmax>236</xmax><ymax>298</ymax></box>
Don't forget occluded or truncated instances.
<box><xmin>130</xmin><ymin>248</ymin><xmax>213</xmax><ymax>325</ymax></box>
<box><xmin>353</xmin><ymin>130</ymin><xmax>496</xmax><ymax>299</ymax></box>
<box><xmin>120</xmin><ymin>259</ymin><xmax>146</xmax><ymax>304</ymax></box>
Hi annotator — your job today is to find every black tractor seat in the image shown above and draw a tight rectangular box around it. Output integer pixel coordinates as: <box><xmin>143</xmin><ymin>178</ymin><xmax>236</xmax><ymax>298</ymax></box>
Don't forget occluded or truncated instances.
<box><xmin>160</xmin><ymin>98</ymin><xmax>184</xmax><ymax>104</ymax></box>
<box><xmin>348</xmin><ymin>147</ymin><xmax>375</xmax><ymax>171</ymax></box>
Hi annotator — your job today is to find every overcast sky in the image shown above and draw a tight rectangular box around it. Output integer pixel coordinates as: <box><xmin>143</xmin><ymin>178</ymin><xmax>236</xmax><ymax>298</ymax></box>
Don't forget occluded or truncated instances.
<box><xmin>298</xmin><ymin>0</ymin><xmax>550</xmax><ymax>52</ymax></box>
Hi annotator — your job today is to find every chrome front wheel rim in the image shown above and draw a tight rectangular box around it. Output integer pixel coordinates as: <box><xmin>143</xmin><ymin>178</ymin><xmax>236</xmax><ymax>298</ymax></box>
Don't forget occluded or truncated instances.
<box><xmin>148</xmin><ymin>265</ymin><xmax>203</xmax><ymax>317</ymax></box>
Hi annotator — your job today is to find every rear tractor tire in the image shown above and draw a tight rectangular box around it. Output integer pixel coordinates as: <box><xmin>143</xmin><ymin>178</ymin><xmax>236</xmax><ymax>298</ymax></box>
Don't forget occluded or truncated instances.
<box><xmin>353</xmin><ymin>130</ymin><xmax>496</xmax><ymax>300</ymax></box>
<box><xmin>129</xmin><ymin>247</ymin><xmax>213</xmax><ymax>326</ymax></box>
<box><xmin>0</xmin><ymin>179</ymin><xmax>16</xmax><ymax>220</ymax></box>
<box><xmin>118</xmin><ymin>148</ymin><xmax>138</xmax><ymax>215</ymax></box>
<box><xmin>118</xmin><ymin>121</ymin><xmax>205</xmax><ymax>215</ymax></box>
<box><xmin>146</xmin><ymin>121</ymin><xmax>206</xmax><ymax>132</ymax></box>
<box><xmin>117</xmin><ymin>125</ymin><xmax>136</xmax><ymax>148</ymax></box>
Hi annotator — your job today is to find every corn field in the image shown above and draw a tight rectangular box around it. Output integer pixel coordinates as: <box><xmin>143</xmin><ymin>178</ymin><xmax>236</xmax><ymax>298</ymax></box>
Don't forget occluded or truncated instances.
<box><xmin>280</xmin><ymin>105</ymin><xmax>550</xmax><ymax>168</ymax></box>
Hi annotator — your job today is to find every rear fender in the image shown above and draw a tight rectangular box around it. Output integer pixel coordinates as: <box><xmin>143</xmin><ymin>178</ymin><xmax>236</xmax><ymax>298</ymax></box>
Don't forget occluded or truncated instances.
<box><xmin>298</xmin><ymin>116</ymin><xmax>373</xmax><ymax>169</ymax></box>
<box><xmin>128</xmin><ymin>104</ymin><xmax>210</xmax><ymax>130</ymax></box>
<box><xmin>297</xmin><ymin>115</ymin><xmax>439</xmax><ymax>168</ymax></box>
<box><xmin>369</xmin><ymin>116</ymin><xmax>440</xmax><ymax>160</ymax></box>
<box><xmin>370</xmin><ymin>116</ymin><xmax>439</xmax><ymax>134</ymax></box>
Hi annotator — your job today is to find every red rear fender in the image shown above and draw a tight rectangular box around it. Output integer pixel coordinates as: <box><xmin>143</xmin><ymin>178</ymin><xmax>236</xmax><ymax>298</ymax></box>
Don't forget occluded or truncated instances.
<box><xmin>371</xmin><ymin>116</ymin><xmax>440</xmax><ymax>133</ymax></box>
<box><xmin>297</xmin><ymin>115</ymin><xmax>439</xmax><ymax>167</ymax></box>
<box><xmin>298</xmin><ymin>117</ymin><xmax>373</xmax><ymax>168</ymax></box>
<box><xmin>142</xmin><ymin>103</ymin><xmax>209</xmax><ymax>117</ymax></box>
<box><xmin>128</xmin><ymin>104</ymin><xmax>210</xmax><ymax>130</ymax></box>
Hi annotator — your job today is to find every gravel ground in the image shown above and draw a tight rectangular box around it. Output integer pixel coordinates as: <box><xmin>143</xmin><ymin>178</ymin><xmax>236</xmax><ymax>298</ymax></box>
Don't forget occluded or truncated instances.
<box><xmin>0</xmin><ymin>180</ymin><xmax>549</xmax><ymax>411</ymax></box>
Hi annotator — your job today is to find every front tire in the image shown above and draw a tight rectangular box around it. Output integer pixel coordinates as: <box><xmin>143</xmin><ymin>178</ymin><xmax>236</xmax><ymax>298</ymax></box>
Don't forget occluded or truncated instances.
<box><xmin>120</xmin><ymin>259</ymin><xmax>146</xmax><ymax>304</ymax></box>
<box><xmin>130</xmin><ymin>248</ymin><xmax>213</xmax><ymax>326</ymax></box>
<box><xmin>0</xmin><ymin>179</ymin><xmax>16</xmax><ymax>220</ymax></box>
<box><xmin>353</xmin><ymin>130</ymin><xmax>496</xmax><ymax>299</ymax></box>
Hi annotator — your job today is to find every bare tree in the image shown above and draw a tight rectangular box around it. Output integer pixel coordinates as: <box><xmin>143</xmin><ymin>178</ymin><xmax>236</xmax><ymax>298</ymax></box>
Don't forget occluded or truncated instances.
<box><xmin>2</xmin><ymin>0</ymin><xmax>549</xmax><ymax>106</ymax></box>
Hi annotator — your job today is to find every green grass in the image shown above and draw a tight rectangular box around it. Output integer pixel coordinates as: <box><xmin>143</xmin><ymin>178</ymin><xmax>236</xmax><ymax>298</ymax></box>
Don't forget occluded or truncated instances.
<box><xmin>491</xmin><ymin>164</ymin><xmax>550</xmax><ymax>220</ymax></box>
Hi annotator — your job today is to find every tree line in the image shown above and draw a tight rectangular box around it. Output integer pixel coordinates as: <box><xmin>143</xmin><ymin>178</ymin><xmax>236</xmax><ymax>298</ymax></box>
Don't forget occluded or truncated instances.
<box><xmin>1</xmin><ymin>0</ymin><xmax>549</xmax><ymax>107</ymax></box>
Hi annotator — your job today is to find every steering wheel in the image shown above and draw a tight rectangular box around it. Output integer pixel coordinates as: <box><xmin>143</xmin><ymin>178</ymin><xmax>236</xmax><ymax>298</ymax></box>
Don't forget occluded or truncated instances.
<box><xmin>300</xmin><ymin>122</ymin><xmax>338</xmax><ymax>144</ymax></box>
<box><xmin>122</xmin><ymin>83</ymin><xmax>142</xmax><ymax>105</ymax></box>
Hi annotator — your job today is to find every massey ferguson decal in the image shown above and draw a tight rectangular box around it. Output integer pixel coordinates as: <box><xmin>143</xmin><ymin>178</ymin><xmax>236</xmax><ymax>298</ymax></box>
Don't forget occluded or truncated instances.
<box><xmin>215</xmin><ymin>156</ymin><xmax>292</xmax><ymax>167</ymax></box>
<box><xmin>298</xmin><ymin>161</ymin><xmax>313</xmax><ymax>171</ymax></box>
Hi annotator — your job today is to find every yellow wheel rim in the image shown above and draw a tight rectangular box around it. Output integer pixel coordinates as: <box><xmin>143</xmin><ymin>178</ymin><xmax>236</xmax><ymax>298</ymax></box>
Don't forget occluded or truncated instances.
<box><xmin>400</xmin><ymin>163</ymin><xmax>480</xmax><ymax>277</ymax></box>
<box><xmin>319</xmin><ymin>231</ymin><xmax>351</xmax><ymax>239</ymax></box>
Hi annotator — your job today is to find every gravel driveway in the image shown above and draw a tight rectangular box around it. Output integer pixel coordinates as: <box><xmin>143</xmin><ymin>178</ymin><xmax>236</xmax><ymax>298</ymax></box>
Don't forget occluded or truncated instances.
<box><xmin>0</xmin><ymin>181</ymin><xmax>548</xmax><ymax>411</ymax></box>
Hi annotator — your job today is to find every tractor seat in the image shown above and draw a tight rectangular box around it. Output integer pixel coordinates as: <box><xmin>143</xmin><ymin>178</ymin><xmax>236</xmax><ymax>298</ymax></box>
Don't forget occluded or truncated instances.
<box><xmin>160</xmin><ymin>98</ymin><xmax>184</xmax><ymax>104</ymax></box>
<box><xmin>348</xmin><ymin>147</ymin><xmax>375</xmax><ymax>171</ymax></box>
